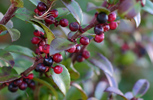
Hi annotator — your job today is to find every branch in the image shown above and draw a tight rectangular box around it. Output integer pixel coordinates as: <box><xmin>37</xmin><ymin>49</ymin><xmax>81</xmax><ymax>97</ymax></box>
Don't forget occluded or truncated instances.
<box><xmin>0</xmin><ymin>4</ymin><xmax>17</xmax><ymax>25</ymax></box>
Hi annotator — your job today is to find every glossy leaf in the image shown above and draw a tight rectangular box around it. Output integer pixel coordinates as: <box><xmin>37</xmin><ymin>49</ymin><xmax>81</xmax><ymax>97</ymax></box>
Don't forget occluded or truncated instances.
<box><xmin>0</xmin><ymin>31</ymin><xmax>8</xmax><ymax>36</ymax></box>
<box><xmin>61</xmin><ymin>0</ymin><xmax>83</xmax><ymax>24</ymax></box>
<box><xmin>61</xmin><ymin>58</ymin><xmax>80</xmax><ymax>80</ymax></box>
<box><xmin>30</xmin><ymin>19</ymin><xmax>55</xmax><ymax>44</ymax></box>
<box><xmin>142</xmin><ymin>0</ymin><xmax>153</xmax><ymax>14</ymax></box>
<box><xmin>134</xmin><ymin>13</ymin><xmax>141</xmax><ymax>27</ymax></box>
<box><xmin>33</xmin><ymin>77</ymin><xmax>58</xmax><ymax>100</ymax></box>
<box><xmin>0</xmin><ymin>67</ymin><xmax>20</xmax><ymax>83</ymax></box>
<box><xmin>0</xmin><ymin>24</ymin><xmax>20</xmax><ymax>42</ymax></box>
<box><xmin>4</xmin><ymin>45</ymin><xmax>36</xmax><ymax>58</ymax></box>
<box><xmin>0</xmin><ymin>12</ymin><xmax>13</xmax><ymax>28</ymax></box>
<box><xmin>28</xmin><ymin>0</ymin><xmax>40</xmax><ymax>6</ymax></box>
<box><xmin>57</xmin><ymin>7</ymin><xmax>70</xmax><ymax>18</ymax></box>
<box><xmin>105</xmin><ymin>73</ymin><xmax>118</xmax><ymax>88</ymax></box>
<box><xmin>0</xmin><ymin>49</ymin><xmax>15</xmax><ymax>67</ymax></box>
<box><xmin>15</xmin><ymin>7</ymin><xmax>34</xmax><ymax>21</ymax></box>
<box><xmin>50</xmin><ymin>64</ymin><xmax>70</xmax><ymax>95</ymax></box>
<box><xmin>105</xmin><ymin>87</ymin><xmax>128</xmax><ymax>100</ymax></box>
<box><xmin>88</xmin><ymin>97</ymin><xmax>98</xmax><ymax>100</ymax></box>
<box><xmin>10</xmin><ymin>0</ymin><xmax>24</xmax><ymax>7</ymax></box>
<box><xmin>124</xmin><ymin>92</ymin><xmax>134</xmax><ymax>100</ymax></box>
<box><xmin>87</xmin><ymin>2</ymin><xmax>110</xmax><ymax>14</ymax></box>
<box><xmin>132</xmin><ymin>79</ymin><xmax>150</xmax><ymax>98</ymax></box>
<box><xmin>65</xmin><ymin>83</ymin><xmax>88</xmax><ymax>100</ymax></box>
<box><xmin>49</xmin><ymin>38</ymin><xmax>75</xmax><ymax>55</ymax></box>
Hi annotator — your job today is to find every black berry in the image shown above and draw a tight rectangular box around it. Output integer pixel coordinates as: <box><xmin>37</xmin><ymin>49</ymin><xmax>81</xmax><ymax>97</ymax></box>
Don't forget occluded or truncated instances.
<box><xmin>94</xmin><ymin>24</ymin><xmax>104</xmax><ymax>35</ymax></box>
<box><xmin>43</xmin><ymin>56</ymin><xmax>53</xmax><ymax>66</ymax></box>
<box><xmin>97</xmin><ymin>12</ymin><xmax>108</xmax><ymax>24</ymax></box>
<box><xmin>8</xmin><ymin>83</ymin><xmax>18</xmax><ymax>92</ymax></box>
<box><xmin>19</xmin><ymin>82</ymin><xmax>28</xmax><ymax>90</ymax></box>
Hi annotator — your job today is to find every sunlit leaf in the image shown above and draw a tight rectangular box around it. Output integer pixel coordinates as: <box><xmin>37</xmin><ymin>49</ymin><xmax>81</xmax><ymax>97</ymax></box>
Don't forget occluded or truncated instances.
<box><xmin>134</xmin><ymin>13</ymin><xmax>141</xmax><ymax>27</ymax></box>
<box><xmin>142</xmin><ymin>0</ymin><xmax>153</xmax><ymax>14</ymax></box>
<box><xmin>10</xmin><ymin>0</ymin><xmax>24</xmax><ymax>7</ymax></box>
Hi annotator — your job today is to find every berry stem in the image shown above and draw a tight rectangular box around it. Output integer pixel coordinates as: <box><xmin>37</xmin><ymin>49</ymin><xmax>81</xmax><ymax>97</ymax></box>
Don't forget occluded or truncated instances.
<box><xmin>0</xmin><ymin>4</ymin><xmax>17</xmax><ymax>25</ymax></box>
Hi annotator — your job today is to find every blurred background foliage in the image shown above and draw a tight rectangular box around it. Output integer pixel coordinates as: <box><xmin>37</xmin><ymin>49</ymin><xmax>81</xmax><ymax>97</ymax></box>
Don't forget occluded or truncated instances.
<box><xmin>0</xmin><ymin>0</ymin><xmax>153</xmax><ymax>100</ymax></box>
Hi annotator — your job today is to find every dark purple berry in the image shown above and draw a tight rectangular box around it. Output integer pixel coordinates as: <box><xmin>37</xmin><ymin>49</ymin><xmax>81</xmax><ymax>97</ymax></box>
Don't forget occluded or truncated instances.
<box><xmin>8</xmin><ymin>83</ymin><xmax>18</xmax><ymax>92</ymax></box>
<box><xmin>60</xmin><ymin>19</ymin><xmax>69</xmax><ymax>27</ymax></box>
<box><xmin>37</xmin><ymin>2</ymin><xmax>47</xmax><ymax>11</ymax></box>
<box><xmin>77</xmin><ymin>55</ymin><xmax>85</xmax><ymax>62</ymax></box>
<box><xmin>75</xmin><ymin>45</ymin><xmax>81</xmax><ymax>53</ymax></box>
<box><xmin>94</xmin><ymin>24</ymin><xmax>104</xmax><ymax>35</ymax></box>
<box><xmin>97</xmin><ymin>12</ymin><xmax>108</xmax><ymax>24</ymax></box>
<box><xmin>45</xmin><ymin>16</ymin><xmax>55</xmax><ymax>25</ymax></box>
<box><xmin>43</xmin><ymin>56</ymin><xmax>53</xmax><ymax>66</ymax></box>
<box><xmin>28</xmin><ymin>80</ymin><xmax>35</xmax><ymax>89</ymax></box>
<box><xmin>35</xmin><ymin>63</ymin><xmax>46</xmax><ymax>72</ymax></box>
<box><xmin>69</xmin><ymin>22</ymin><xmax>79</xmax><ymax>32</ymax></box>
<box><xmin>19</xmin><ymin>82</ymin><xmax>27</xmax><ymax>90</ymax></box>
<box><xmin>14</xmin><ymin>79</ymin><xmax>23</xmax><ymax>86</ymax></box>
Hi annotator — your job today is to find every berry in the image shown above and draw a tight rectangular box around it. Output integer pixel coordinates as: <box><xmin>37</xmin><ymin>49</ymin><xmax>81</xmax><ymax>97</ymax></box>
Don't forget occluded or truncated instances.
<box><xmin>39</xmin><ymin>40</ymin><xmax>45</xmax><ymax>46</ymax></box>
<box><xmin>75</xmin><ymin>45</ymin><xmax>81</xmax><ymax>53</ymax></box>
<box><xmin>109</xmin><ymin>22</ymin><xmax>118</xmax><ymax>30</ymax></box>
<box><xmin>24</xmin><ymin>79</ymin><xmax>31</xmax><ymax>85</ymax></box>
<box><xmin>66</xmin><ymin>45</ymin><xmax>76</xmax><ymax>53</ymax></box>
<box><xmin>97</xmin><ymin>12</ymin><xmax>108</xmax><ymax>24</ymax></box>
<box><xmin>26</xmin><ymin>73</ymin><xmax>34</xmax><ymax>80</ymax></box>
<box><xmin>14</xmin><ymin>79</ymin><xmax>23</xmax><ymax>86</ymax></box>
<box><xmin>35</xmin><ymin>63</ymin><xmax>47</xmax><ymax>72</ymax></box>
<box><xmin>45</xmin><ymin>16</ymin><xmax>55</xmax><ymax>25</ymax></box>
<box><xmin>77</xmin><ymin>55</ymin><xmax>85</xmax><ymax>62</ymax></box>
<box><xmin>50</xmin><ymin>9</ymin><xmax>58</xmax><ymax>18</ymax></box>
<box><xmin>34</xmin><ymin>9</ymin><xmax>39</xmax><ymax>14</ymax></box>
<box><xmin>82</xmin><ymin>50</ymin><xmax>90</xmax><ymax>59</ymax></box>
<box><xmin>39</xmin><ymin>46</ymin><xmax>43</xmax><ymax>52</ymax></box>
<box><xmin>94</xmin><ymin>24</ymin><xmax>104</xmax><ymax>35</ymax></box>
<box><xmin>60</xmin><ymin>19</ymin><xmax>69</xmax><ymax>27</ymax></box>
<box><xmin>8</xmin><ymin>83</ymin><xmax>18</xmax><ymax>92</ymax></box>
<box><xmin>19</xmin><ymin>82</ymin><xmax>27</xmax><ymax>90</ymax></box>
<box><xmin>28</xmin><ymin>80</ymin><xmax>35</xmax><ymax>89</ymax></box>
<box><xmin>38</xmin><ymin>11</ymin><xmax>45</xmax><ymax>16</ymax></box>
<box><xmin>69</xmin><ymin>22</ymin><xmax>79</xmax><ymax>32</ymax></box>
<box><xmin>108</xmin><ymin>12</ymin><xmax>116</xmax><ymax>22</ymax></box>
<box><xmin>33</xmin><ymin>30</ymin><xmax>40</xmax><ymax>37</ymax></box>
<box><xmin>37</xmin><ymin>2</ymin><xmax>47</xmax><ymax>11</ymax></box>
<box><xmin>31</xmin><ymin>37</ymin><xmax>41</xmax><ymax>44</ymax></box>
<box><xmin>94</xmin><ymin>33</ymin><xmax>105</xmax><ymax>43</ymax></box>
<box><xmin>103</xmin><ymin>25</ymin><xmax>110</xmax><ymax>32</ymax></box>
<box><xmin>53</xmin><ymin>53</ymin><xmax>63</xmax><ymax>63</ymax></box>
<box><xmin>54</xmin><ymin>65</ymin><xmax>63</xmax><ymax>74</ymax></box>
<box><xmin>42</xmin><ymin>44</ymin><xmax>50</xmax><ymax>54</ymax></box>
<box><xmin>80</xmin><ymin>37</ymin><xmax>89</xmax><ymax>45</ymax></box>
<box><xmin>43</xmin><ymin>56</ymin><xmax>53</xmax><ymax>66</ymax></box>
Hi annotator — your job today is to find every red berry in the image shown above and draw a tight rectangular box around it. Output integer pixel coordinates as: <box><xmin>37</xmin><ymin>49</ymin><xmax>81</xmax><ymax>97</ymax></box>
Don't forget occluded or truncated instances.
<box><xmin>97</xmin><ymin>12</ymin><xmax>108</xmax><ymax>24</ymax></box>
<box><xmin>77</xmin><ymin>55</ymin><xmax>85</xmax><ymax>62</ymax></box>
<box><xmin>38</xmin><ymin>11</ymin><xmax>45</xmax><ymax>16</ymax></box>
<box><xmin>31</xmin><ymin>37</ymin><xmax>41</xmax><ymax>44</ymax></box>
<box><xmin>14</xmin><ymin>79</ymin><xmax>23</xmax><ymax>86</ymax></box>
<box><xmin>19</xmin><ymin>82</ymin><xmax>27</xmax><ymax>90</ymax></box>
<box><xmin>50</xmin><ymin>9</ymin><xmax>58</xmax><ymax>18</ymax></box>
<box><xmin>82</xmin><ymin>50</ymin><xmax>90</xmax><ymax>59</ymax></box>
<box><xmin>33</xmin><ymin>30</ymin><xmax>40</xmax><ymax>37</ymax></box>
<box><xmin>80</xmin><ymin>37</ymin><xmax>89</xmax><ymax>45</ymax></box>
<box><xmin>109</xmin><ymin>22</ymin><xmax>118</xmax><ymax>30</ymax></box>
<box><xmin>42</xmin><ymin>44</ymin><xmax>50</xmax><ymax>54</ymax></box>
<box><xmin>103</xmin><ymin>25</ymin><xmax>110</xmax><ymax>32</ymax></box>
<box><xmin>69</xmin><ymin>22</ymin><xmax>79</xmax><ymax>32</ymax></box>
<box><xmin>94</xmin><ymin>33</ymin><xmax>105</xmax><ymax>43</ymax></box>
<box><xmin>54</xmin><ymin>65</ymin><xmax>63</xmax><ymax>74</ymax></box>
<box><xmin>35</xmin><ymin>48</ymin><xmax>42</xmax><ymax>54</ymax></box>
<box><xmin>34</xmin><ymin>9</ymin><xmax>39</xmax><ymax>14</ymax></box>
<box><xmin>37</xmin><ymin>2</ymin><xmax>47</xmax><ymax>11</ymax></box>
<box><xmin>60</xmin><ymin>19</ymin><xmax>69</xmax><ymax>27</ymax></box>
<box><xmin>108</xmin><ymin>12</ymin><xmax>116</xmax><ymax>22</ymax></box>
<box><xmin>28</xmin><ymin>80</ymin><xmax>35</xmax><ymax>89</ymax></box>
<box><xmin>26</xmin><ymin>73</ymin><xmax>34</xmax><ymax>80</ymax></box>
<box><xmin>66</xmin><ymin>45</ymin><xmax>76</xmax><ymax>53</ymax></box>
<box><xmin>39</xmin><ymin>46</ymin><xmax>43</xmax><ymax>52</ymax></box>
<box><xmin>53</xmin><ymin>53</ymin><xmax>63</xmax><ymax>63</ymax></box>
<box><xmin>45</xmin><ymin>16</ymin><xmax>55</xmax><ymax>25</ymax></box>
<box><xmin>39</xmin><ymin>40</ymin><xmax>45</xmax><ymax>46</ymax></box>
<box><xmin>94</xmin><ymin>24</ymin><xmax>104</xmax><ymax>35</ymax></box>
<box><xmin>75</xmin><ymin>45</ymin><xmax>81</xmax><ymax>53</ymax></box>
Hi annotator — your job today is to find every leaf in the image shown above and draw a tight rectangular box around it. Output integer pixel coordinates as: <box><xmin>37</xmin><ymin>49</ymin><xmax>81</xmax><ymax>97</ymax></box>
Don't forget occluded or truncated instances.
<box><xmin>134</xmin><ymin>13</ymin><xmax>141</xmax><ymax>27</ymax></box>
<box><xmin>0</xmin><ymin>24</ymin><xmax>20</xmax><ymax>42</ymax></box>
<box><xmin>88</xmin><ymin>97</ymin><xmax>98</xmax><ymax>100</ymax></box>
<box><xmin>0</xmin><ymin>31</ymin><xmax>8</xmax><ymax>36</ymax></box>
<box><xmin>50</xmin><ymin>64</ymin><xmax>70</xmax><ymax>95</ymax></box>
<box><xmin>105</xmin><ymin>87</ymin><xmax>128</xmax><ymax>100</ymax></box>
<box><xmin>0</xmin><ymin>67</ymin><xmax>20</xmax><ymax>83</ymax></box>
<box><xmin>124</xmin><ymin>92</ymin><xmax>134</xmax><ymax>99</ymax></box>
<box><xmin>95</xmin><ymin>81</ymin><xmax>108</xmax><ymax>100</ymax></box>
<box><xmin>28</xmin><ymin>0</ymin><xmax>40</xmax><ymax>6</ymax></box>
<box><xmin>65</xmin><ymin>83</ymin><xmax>88</xmax><ymax>100</ymax></box>
<box><xmin>33</xmin><ymin>77</ymin><xmax>58</xmax><ymax>100</ymax></box>
<box><xmin>49</xmin><ymin>38</ymin><xmax>75</xmax><ymax>55</ymax></box>
<box><xmin>105</xmin><ymin>73</ymin><xmax>118</xmax><ymax>88</ymax></box>
<box><xmin>145</xmin><ymin>43</ymin><xmax>153</xmax><ymax>63</ymax></box>
<box><xmin>142</xmin><ymin>0</ymin><xmax>153</xmax><ymax>14</ymax></box>
<box><xmin>0</xmin><ymin>12</ymin><xmax>13</xmax><ymax>28</ymax></box>
<box><xmin>61</xmin><ymin>58</ymin><xmax>80</xmax><ymax>80</ymax></box>
<box><xmin>30</xmin><ymin>19</ymin><xmax>55</xmax><ymax>44</ymax></box>
<box><xmin>132</xmin><ymin>79</ymin><xmax>150</xmax><ymax>98</ymax></box>
<box><xmin>15</xmin><ymin>7</ymin><xmax>34</xmax><ymax>21</ymax></box>
<box><xmin>10</xmin><ymin>0</ymin><xmax>24</xmax><ymax>7</ymax></box>
<box><xmin>56</xmin><ymin>7</ymin><xmax>70</xmax><ymax>18</ymax></box>
<box><xmin>4</xmin><ymin>45</ymin><xmax>36</xmax><ymax>58</ymax></box>
<box><xmin>61</xmin><ymin>0</ymin><xmax>83</xmax><ymax>24</ymax></box>
<box><xmin>87</xmin><ymin>2</ymin><xmax>110</xmax><ymax>14</ymax></box>
<box><xmin>0</xmin><ymin>49</ymin><xmax>15</xmax><ymax>67</ymax></box>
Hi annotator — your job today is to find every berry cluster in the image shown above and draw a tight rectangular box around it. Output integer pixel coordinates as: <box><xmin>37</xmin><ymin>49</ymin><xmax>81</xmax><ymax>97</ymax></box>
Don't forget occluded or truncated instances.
<box><xmin>94</xmin><ymin>12</ymin><xmax>118</xmax><ymax>43</ymax></box>
<box><xmin>8</xmin><ymin>74</ymin><xmax>35</xmax><ymax>92</ymax></box>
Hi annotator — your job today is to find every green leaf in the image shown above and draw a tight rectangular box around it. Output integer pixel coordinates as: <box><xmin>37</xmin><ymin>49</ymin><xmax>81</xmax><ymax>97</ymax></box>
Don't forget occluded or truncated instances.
<box><xmin>49</xmin><ymin>38</ymin><xmax>75</xmax><ymax>55</ymax></box>
<box><xmin>0</xmin><ymin>24</ymin><xmax>20</xmax><ymax>42</ymax></box>
<box><xmin>0</xmin><ymin>49</ymin><xmax>15</xmax><ymax>67</ymax></box>
<box><xmin>4</xmin><ymin>45</ymin><xmax>36</xmax><ymax>58</ymax></box>
<box><xmin>33</xmin><ymin>77</ymin><xmax>58</xmax><ymax>100</ymax></box>
<box><xmin>30</xmin><ymin>19</ymin><xmax>55</xmax><ymax>44</ymax></box>
<box><xmin>61</xmin><ymin>0</ymin><xmax>83</xmax><ymax>24</ymax></box>
<box><xmin>56</xmin><ymin>7</ymin><xmax>70</xmax><ymax>19</ymax></box>
<box><xmin>50</xmin><ymin>64</ymin><xmax>70</xmax><ymax>95</ymax></box>
<box><xmin>15</xmin><ymin>7</ymin><xmax>34</xmax><ymax>21</ymax></box>
<box><xmin>10</xmin><ymin>0</ymin><xmax>24</xmax><ymax>7</ymax></box>
<box><xmin>0</xmin><ymin>67</ymin><xmax>20</xmax><ymax>83</ymax></box>
<box><xmin>87</xmin><ymin>2</ymin><xmax>110</xmax><ymax>14</ymax></box>
<box><xmin>134</xmin><ymin>13</ymin><xmax>141</xmax><ymax>27</ymax></box>
<box><xmin>142</xmin><ymin>0</ymin><xmax>153</xmax><ymax>14</ymax></box>
<box><xmin>28</xmin><ymin>0</ymin><xmax>40</xmax><ymax>6</ymax></box>
<box><xmin>65</xmin><ymin>83</ymin><xmax>88</xmax><ymax>100</ymax></box>
<box><xmin>61</xmin><ymin>58</ymin><xmax>80</xmax><ymax>80</ymax></box>
<box><xmin>0</xmin><ymin>31</ymin><xmax>8</xmax><ymax>36</ymax></box>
